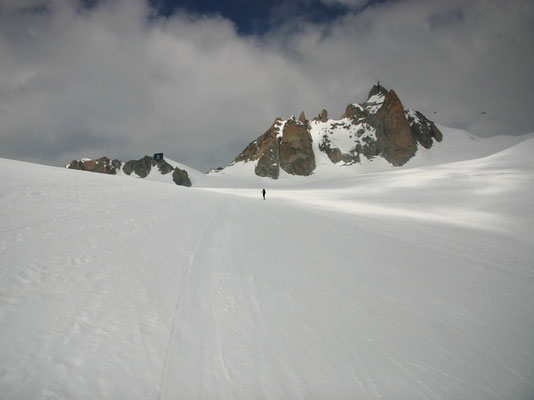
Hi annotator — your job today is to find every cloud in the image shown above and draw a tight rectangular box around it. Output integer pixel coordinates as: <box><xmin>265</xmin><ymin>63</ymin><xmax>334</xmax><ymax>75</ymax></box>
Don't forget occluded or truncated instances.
<box><xmin>0</xmin><ymin>0</ymin><xmax>307</xmax><ymax>169</ymax></box>
<box><xmin>0</xmin><ymin>0</ymin><xmax>533</xmax><ymax>171</ymax></box>
<box><xmin>264</xmin><ymin>0</ymin><xmax>534</xmax><ymax>132</ymax></box>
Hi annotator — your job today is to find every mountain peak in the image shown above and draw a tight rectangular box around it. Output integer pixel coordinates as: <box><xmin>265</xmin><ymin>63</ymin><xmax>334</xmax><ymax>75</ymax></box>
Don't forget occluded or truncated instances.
<box><xmin>229</xmin><ymin>83</ymin><xmax>442</xmax><ymax>179</ymax></box>
<box><xmin>368</xmin><ymin>82</ymin><xmax>388</xmax><ymax>100</ymax></box>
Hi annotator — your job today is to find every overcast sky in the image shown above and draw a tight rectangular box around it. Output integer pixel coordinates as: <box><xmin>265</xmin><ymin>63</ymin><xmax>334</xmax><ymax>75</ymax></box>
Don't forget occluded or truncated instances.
<box><xmin>1</xmin><ymin>0</ymin><xmax>533</xmax><ymax>171</ymax></box>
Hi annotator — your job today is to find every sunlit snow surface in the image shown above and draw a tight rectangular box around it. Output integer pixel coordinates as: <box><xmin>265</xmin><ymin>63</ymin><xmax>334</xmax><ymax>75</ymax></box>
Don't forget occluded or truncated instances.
<box><xmin>1</xmin><ymin>129</ymin><xmax>534</xmax><ymax>399</ymax></box>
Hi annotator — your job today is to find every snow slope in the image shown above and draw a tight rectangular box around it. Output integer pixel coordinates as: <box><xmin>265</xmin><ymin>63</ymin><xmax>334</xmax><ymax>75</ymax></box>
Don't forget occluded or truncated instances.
<box><xmin>1</xmin><ymin>136</ymin><xmax>534</xmax><ymax>399</ymax></box>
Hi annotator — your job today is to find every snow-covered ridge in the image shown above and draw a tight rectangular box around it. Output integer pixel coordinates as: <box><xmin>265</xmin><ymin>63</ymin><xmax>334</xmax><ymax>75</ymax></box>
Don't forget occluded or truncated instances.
<box><xmin>64</xmin><ymin>126</ymin><xmax>534</xmax><ymax>190</ymax></box>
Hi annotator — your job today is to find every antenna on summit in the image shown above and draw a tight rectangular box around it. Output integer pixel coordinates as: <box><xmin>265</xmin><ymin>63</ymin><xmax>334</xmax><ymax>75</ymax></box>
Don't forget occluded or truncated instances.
<box><xmin>376</xmin><ymin>79</ymin><xmax>382</xmax><ymax>89</ymax></box>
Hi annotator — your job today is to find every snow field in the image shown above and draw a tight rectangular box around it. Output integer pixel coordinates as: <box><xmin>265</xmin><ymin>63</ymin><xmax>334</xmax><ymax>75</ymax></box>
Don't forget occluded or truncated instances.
<box><xmin>1</xmin><ymin>134</ymin><xmax>534</xmax><ymax>399</ymax></box>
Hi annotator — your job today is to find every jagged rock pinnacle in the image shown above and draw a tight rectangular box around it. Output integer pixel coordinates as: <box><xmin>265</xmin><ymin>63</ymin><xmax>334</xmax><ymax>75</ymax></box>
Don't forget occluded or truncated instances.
<box><xmin>315</xmin><ymin>109</ymin><xmax>328</xmax><ymax>122</ymax></box>
<box><xmin>230</xmin><ymin>83</ymin><xmax>443</xmax><ymax>178</ymax></box>
<box><xmin>368</xmin><ymin>83</ymin><xmax>388</xmax><ymax>100</ymax></box>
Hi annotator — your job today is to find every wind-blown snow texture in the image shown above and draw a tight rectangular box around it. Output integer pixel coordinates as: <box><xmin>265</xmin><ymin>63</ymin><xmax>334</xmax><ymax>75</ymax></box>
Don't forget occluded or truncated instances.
<box><xmin>1</xmin><ymin>128</ymin><xmax>534</xmax><ymax>399</ymax></box>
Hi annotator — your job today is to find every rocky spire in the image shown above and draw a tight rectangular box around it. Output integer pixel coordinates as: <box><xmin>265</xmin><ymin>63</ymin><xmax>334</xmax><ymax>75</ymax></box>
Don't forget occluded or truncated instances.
<box><xmin>367</xmin><ymin>89</ymin><xmax>416</xmax><ymax>166</ymax></box>
<box><xmin>367</xmin><ymin>81</ymin><xmax>388</xmax><ymax>100</ymax></box>
<box><xmin>315</xmin><ymin>109</ymin><xmax>328</xmax><ymax>122</ymax></box>
<box><xmin>229</xmin><ymin>82</ymin><xmax>443</xmax><ymax>178</ymax></box>
<box><xmin>280</xmin><ymin>119</ymin><xmax>315</xmax><ymax>176</ymax></box>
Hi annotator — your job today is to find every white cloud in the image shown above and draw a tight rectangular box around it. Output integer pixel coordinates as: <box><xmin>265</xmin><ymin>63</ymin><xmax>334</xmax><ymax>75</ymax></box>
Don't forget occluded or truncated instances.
<box><xmin>0</xmin><ymin>0</ymin><xmax>533</xmax><ymax>171</ymax></box>
<box><xmin>267</xmin><ymin>0</ymin><xmax>534</xmax><ymax>134</ymax></box>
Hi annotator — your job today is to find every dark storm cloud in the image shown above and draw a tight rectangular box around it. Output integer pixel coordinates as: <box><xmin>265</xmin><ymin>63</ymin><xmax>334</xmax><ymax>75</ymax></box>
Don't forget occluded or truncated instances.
<box><xmin>0</xmin><ymin>0</ymin><xmax>533</xmax><ymax>171</ymax></box>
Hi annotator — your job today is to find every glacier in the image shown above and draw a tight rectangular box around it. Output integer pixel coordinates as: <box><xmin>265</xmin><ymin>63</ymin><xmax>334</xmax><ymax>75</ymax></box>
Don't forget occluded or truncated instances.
<box><xmin>1</xmin><ymin>129</ymin><xmax>534</xmax><ymax>399</ymax></box>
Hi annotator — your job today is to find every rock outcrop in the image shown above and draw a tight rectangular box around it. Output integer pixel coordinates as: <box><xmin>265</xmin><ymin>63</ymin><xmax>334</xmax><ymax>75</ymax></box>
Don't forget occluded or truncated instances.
<box><xmin>229</xmin><ymin>116</ymin><xmax>315</xmax><ymax>179</ymax></box>
<box><xmin>405</xmin><ymin>109</ymin><xmax>443</xmax><ymax>149</ymax></box>
<box><xmin>232</xmin><ymin>119</ymin><xmax>282</xmax><ymax>179</ymax></box>
<box><xmin>279</xmin><ymin>118</ymin><xmax>315</xmax><ymax>176</ymax></box>
<box><xmin>122</xmin><ymin>156</ymin><xmax>154</xmax><ymax>178</ymax></box>
<box><xmin>122</xmin><ymin>155</ymin><xmax>177</xmax><ymax>179</ymax></box>
<box><xmin>172</xmin><ymin>168</ymin><xmax>192</xmax><ymax>187</ymax></box>
<box><xmin>65</xmin><ymin>155</ymin><xmax>192</xmax><ymax>187</ymax></box>
<box><xmin>229</xmin><ymin>83</ymin><xmax>442</xmax><ymax>179</ymax></box>
<box><xmin>67</xmin><ymin>156</ymin><xmax>121</xmax><ymax>174</ymax></box>
<box><xmin>367</xmin><ymin>89</ymin><xmax>417</xmax><ymax>166</ymax></box>
<box><xmin>315</xmin><ymin>109</ymin><xmax>328</xmax><ymax>123</ymax></box>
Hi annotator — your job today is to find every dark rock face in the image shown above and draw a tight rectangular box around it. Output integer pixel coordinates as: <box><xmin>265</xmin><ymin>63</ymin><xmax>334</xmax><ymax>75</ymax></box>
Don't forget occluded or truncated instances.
<box><xmin>279</xmin><ymin>119</ymin><xmax>315</xmax><ymax>176</ymax></box>
<box><xmin>231</xmin><ymin>119</ymin><xmax>282</xmax><ymax>179</ymax></box>
<box><xmin>256</xmin><ymin>148</ymin><xmax>280</xmax><ymax>179</ymax></box>
<box><xmin>314</xmin><ymin>109</ymin><xmax>328</xmax><ymax>122</ymax></box>
<box><xmin>67</xmin><ymin>156</ymin><xmax>121</xmax><ymax>174</ymax></box>
<box><xmin>359</xmin><ymin>138</ymin><xmax>380</xmax><ymax>159</ymax></box>
<box><xmin>342</xmin><ymin>104</ymin><xmax>366</xmax><ymax>122</ymax></box>
<box><xmin>123</xmin><ymin>156</ymin><xmax>153</xmax><ymax>178</ymax></box>
<box><xmin>157</xmin><ymin>160</ymin><xmax>175</xmax><ymax>175</ymax></box>
<box><xmin>254</xmin><ymin>129</ymin><xmax>281</xmax><ymax>179</ymax></box>
<box><xmin>368</xmin><ymin>89</ymin><xmax>417</xmax><ymax>166</ymax></box>
<box><xmin>172</xmin><ymin>168</ymin><xmax>192</xmax><ymax>187</ymax></box>
<box><xmin>231</xmin><ymin>117</ymin><xmax>315</xmax><ymax>178</ymax></box>
<box><xmin>122</xmin><ymin>156</ymin><xmax>177</xmax><ymax>178</ymax></box>
<box><xmin>66</xmin><ymin>155</ymin><xmax>192</xmax><ymax>187</ymax></box>
<box><xmin>405</xmin><ymin>109</ymin><xmax>443</xmax><ymax>149</ymax></box>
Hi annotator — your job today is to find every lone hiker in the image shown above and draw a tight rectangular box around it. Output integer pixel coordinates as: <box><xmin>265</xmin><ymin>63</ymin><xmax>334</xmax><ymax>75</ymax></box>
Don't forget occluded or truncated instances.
<box><xmin>262</xmin><ymin>188</ymin><xmax>266</xmax><ymax>200</ymax></box>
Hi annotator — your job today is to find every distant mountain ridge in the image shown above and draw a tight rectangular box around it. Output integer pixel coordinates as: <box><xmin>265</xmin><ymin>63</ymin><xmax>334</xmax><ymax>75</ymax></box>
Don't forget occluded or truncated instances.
<box><xmin>64</xmin><ymin>85</ymin><xmax>530</xmax><ymax>185</ymax></box>
<box><xmin>65</xmin><ymin>155</ymin><xmax>192</xmax><ymax>187</ymax></box>
<box><xmin>228</xmin><ymin>84</ymin><xmax>443</xmax><ymax>179</ymax></box>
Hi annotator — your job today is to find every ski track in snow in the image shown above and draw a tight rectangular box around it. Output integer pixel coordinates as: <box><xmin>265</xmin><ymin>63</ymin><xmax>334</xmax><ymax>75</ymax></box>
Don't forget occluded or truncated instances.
<box><xmin>1</xmin><ymin>136</ymin><xmax>534</xmax><ymax>399</ymax></box>
<box><xmin>157</xmin><ymin>210</ymin><xmax>218</xmax><ymax>400</ymax></box>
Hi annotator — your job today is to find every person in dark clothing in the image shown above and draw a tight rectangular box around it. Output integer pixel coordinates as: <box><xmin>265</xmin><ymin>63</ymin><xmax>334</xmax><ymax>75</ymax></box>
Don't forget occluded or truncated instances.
<box><xmin>262</xmin><ymin>188</ymin><xmax>266</xmax><ymax>200</ymax></box>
